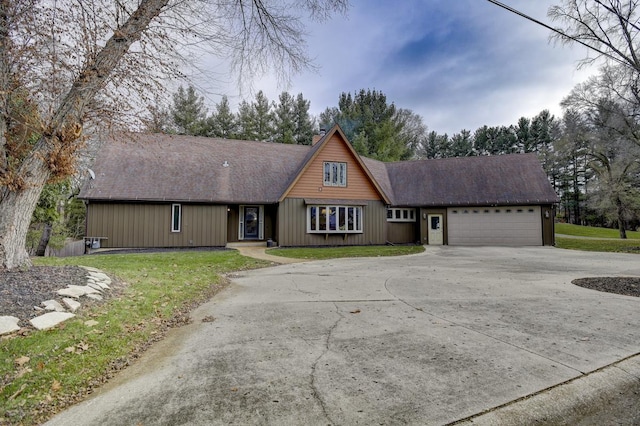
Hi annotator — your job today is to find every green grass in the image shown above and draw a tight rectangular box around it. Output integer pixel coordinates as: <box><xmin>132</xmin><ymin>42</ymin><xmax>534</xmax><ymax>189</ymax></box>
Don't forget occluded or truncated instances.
<box><xmin>556</xmin><ymin>236</ymin><xmax>640</xmax><ymax>253</ymax></box>
<box><xmin>1</xmin><ymin>245</ymin><xmax>426</xmax><ymax>424</ymax></box>
<box><xmin>555</xmin><ymin>223</ymin><xmax>640</xmax><ymax>239</ymax></box>
<box><xmin>266</xmin><ymin>245</ymin><xmax>425</xmax><ymax>260</ymax></box>
<box><xmin>0</xmin><ymin>250</ymin><xmax>270</xmax><ymax>425</ymax></box>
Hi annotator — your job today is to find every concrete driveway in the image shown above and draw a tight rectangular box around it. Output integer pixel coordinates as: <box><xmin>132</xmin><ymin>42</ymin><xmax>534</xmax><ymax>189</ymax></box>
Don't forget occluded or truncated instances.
<box><xmin>46</xmin><ymin>247</ymin><xmax>640</xmax><ymax>425</ymax></box>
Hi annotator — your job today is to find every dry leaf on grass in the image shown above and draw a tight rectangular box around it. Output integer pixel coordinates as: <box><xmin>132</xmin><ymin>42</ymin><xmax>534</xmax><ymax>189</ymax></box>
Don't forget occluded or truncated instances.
<box><xmin>15</xmin><ymin>355</ymin><xmax>30</xmax><ymax>366</ymax></box>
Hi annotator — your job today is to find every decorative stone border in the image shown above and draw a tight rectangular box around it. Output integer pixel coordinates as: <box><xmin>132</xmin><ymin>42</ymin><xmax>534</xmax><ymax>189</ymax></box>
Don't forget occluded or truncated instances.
<box><xmin>0</xmin><ymin>266</ymin><xmax>112</xmax><ymax>335</ymax></box>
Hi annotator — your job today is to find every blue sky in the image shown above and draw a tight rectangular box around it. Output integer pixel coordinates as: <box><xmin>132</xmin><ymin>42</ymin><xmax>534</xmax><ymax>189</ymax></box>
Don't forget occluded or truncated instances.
<box><xmin>197</xmin><ymin>0</ymin><xmax>596</xmax><ymax>135</ymax></box>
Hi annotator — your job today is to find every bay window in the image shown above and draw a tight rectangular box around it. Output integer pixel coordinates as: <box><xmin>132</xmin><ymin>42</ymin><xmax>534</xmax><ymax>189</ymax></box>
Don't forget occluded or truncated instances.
<box><xmin>307</xmin><ymin>205</ymin><xmax>363</xmax><ymax>233</ymax></box>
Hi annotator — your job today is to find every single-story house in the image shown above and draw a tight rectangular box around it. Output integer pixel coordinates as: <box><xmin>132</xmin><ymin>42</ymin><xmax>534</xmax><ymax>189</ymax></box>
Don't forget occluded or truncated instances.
<box><xmin>78</xmin><ymin>125</ymin><xmax>559</xmax><ymax>248</ymax></box>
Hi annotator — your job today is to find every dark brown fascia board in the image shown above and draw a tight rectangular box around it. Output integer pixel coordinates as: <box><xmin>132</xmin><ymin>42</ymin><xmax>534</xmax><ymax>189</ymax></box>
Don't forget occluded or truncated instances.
<box><xmin>81</xmin><ymin>197</ymin><xmax>280</xmax><ymax>204</ymax></box>
<box><xmin>389</xmin><ymin>200</ymin><xmax>560</xmax><ymax>208</ymax></box>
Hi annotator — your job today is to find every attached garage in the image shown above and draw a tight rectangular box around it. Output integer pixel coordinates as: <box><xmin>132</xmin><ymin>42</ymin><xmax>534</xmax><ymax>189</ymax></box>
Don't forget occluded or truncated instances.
<box><xmin>381</xmin><ymin>153</ymin><xmax>559</xmax><ymax>247</ymax></box>
<box><xmin>447</xmin><ymin>206</ymin><xmax>542</xmax><ymax>246</ymax></box>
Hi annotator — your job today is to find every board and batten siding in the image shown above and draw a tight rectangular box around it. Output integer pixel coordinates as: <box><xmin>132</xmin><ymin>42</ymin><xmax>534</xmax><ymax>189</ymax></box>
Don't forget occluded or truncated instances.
<box><xmin>387</xmin><ymin>222</ymin><xmax>418</xmax><ymax>244</ymax></box>
<box><xmin>277</xmin><ymin>198</ymin><xmax>387</xmax><ymax>246</ymax></box>
<box><xmin>86</xmin><ymin>203</ymin><xmax>227</xmax><ymax>248</ymax></box>
<box><xmin>287</xmin><ymin>134</ymin><xmax>382</xmax><ymax>200</ymax></box>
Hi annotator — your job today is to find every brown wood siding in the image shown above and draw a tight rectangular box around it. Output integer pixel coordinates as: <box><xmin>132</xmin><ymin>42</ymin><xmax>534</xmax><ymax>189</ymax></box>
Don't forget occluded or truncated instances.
<box><xmin>419</xmin><ymin>208</ymin><xmax>448</xmax><ymax>245</ymax></box>
<box><xmin>264</xmin><ymin>205</ymin><xmax>277</xmax><ymax>240</ymax></box>
<box><xmin>287</xmin><ymin>134</ymin><xmax>382</xmax><ymax>200</ymax></box>
<box><xmin>86</xmin><ymin>203</ymin><xmax>227</xmax><ymax>247</ymax></box>
<box><xmin>387</xmin><ymin>222</ymin><xmax>418</xmax><ymax>244</ymax></box>
<box><xmin>277</xmin><ymin>198</ymin><xmax>386</xmax><ymax>246</ymax></box>
<box><xmin>542</xmin><ymin>205</ymin><xmax>555</xmax><ymax>246</ymax></box>
<box><xmin>227</xmin><ymin>206</ymin><xmax>240</xmax><ymax>243</ymax></box>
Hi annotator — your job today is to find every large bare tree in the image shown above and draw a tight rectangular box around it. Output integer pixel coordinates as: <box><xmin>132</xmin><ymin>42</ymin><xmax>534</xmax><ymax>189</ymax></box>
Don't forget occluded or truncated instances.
<box><xmin>549</xmin><ymin>0</ymin><xmax>640</xmax><ymax>72</ymax></box>
<box><xmin>550</xmin><ymin>1</ymin><xmax>640</xmax><ymax>236</ymax></box>
<box><xmin>0</xmin><ymin>0</ymin><xmax>347</xmax><ymax>270</ymax></box>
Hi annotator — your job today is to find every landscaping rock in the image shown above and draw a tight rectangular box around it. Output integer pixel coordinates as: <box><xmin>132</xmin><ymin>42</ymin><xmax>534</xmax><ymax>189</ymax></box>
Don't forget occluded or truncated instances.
<box><xmin>0</xmin><ymin>316</ymin><xmax>20</xmax><ymax>335</ymax></box>
<box><xmin>80</xmin><ymin>266</ymin><xmax>102</xmax><ymax>273</ymax></box>
<box><xmin>87</xmin><ymin>283</ymin><xmax>104</xmax><ymax>292</ymax></box>
<box><xmin>30</xmin><ymin>312</ymin><xmax>75</xmax><ymax>330</ymax></box>
<box><xmin>42</xmin><ymin>299</ymin><xmax>66</xmax><ymax>312</ymax></box>
<box><xmin>86</xmin><ymin>293</ymin><xmax>103</xmax><ymax>301</ymax></box>
<box><xmin>57</xmin><ymin>284</ymin><xmax>100</xmax><ymax>298</ymax></box>
<box><xmin>63</xmin><ymin>298</ymin><xmax>82</xmax><ymax>313</ymax></box>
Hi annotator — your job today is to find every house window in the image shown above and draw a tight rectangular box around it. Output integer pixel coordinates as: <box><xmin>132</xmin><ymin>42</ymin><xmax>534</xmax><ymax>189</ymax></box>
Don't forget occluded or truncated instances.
<box><xmin>308</xmin><ymin>205</ymin><xmax>363</xmax><ymax>233</ymax></box>
<box><xmin>323</xmin><ymin>162</ymin><xmax>347</xmax><ymax>187</ymax></box>
<box><xmin>386</xmin><ymin>208</ymin><xmax>416</xmax><ymax>222</ymax></box>
<box><xmin>171</xmin><ymin>204</ymin><xmax>181</xmax><ymax>232</ymax></box>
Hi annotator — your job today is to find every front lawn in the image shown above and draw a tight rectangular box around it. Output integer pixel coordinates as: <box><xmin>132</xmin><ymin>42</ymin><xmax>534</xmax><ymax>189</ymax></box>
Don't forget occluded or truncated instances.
<box><xmin>555</xmin><ymin>236</ymin><xmax>640</xmax><ymax>253</ymax></box>
<box><xmin>0</xmin><ymin>250</ymin><xmax>269</xmax><ymax>425</ymax></box>
<box><xmin>1</xmin><ymin>245</ymin><xmax>427</xmax><ymax>424</ymax></box>
<box><xmin>555</xmin><ymin>223</ymin><xmax>640</xmax><ymax>239</ymax></box>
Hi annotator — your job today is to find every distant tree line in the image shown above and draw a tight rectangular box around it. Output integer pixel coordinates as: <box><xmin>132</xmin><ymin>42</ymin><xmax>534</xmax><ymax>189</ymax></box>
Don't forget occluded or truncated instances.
<box><xmin>145</xmin><ymin>86</ymin><xmax>315</xmax><ymax>145</ymax></box>
<box><xmin>145</xmin><ymin>84</ymin><xmax>640</xmax><ymax>235</ymax></box>
<box><xmin>418</xmin><ymin>106</ymin><xmax>640</xmax><ymax>237</ymax></box>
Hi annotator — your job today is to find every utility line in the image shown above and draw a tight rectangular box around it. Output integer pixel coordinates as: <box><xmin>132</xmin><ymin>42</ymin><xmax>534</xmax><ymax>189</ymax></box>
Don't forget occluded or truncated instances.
<box><xmin>485</xmin><ymin>0</ymin><xmax>629</xmax><ymax>68</ymax></box>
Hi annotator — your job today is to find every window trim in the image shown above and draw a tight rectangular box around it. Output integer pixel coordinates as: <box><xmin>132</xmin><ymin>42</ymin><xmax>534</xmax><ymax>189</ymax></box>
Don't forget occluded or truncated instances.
<box><xmin>171</xmin><ymin>203</ymin><xmax>182</xmax><ymax>233</ymax></box>
<box><xmin>323</xmin><ymin>161</ymin><xmax>347</xmax><ymax>187</ymax></box>
<box><xmin>307</xmin><ymin>205</ymin><xmax>363</xmax><ymax>233</ymax></box>
<box><xmin>386</xmin><ymin>208</ymin><xmax>416</xmax><ymax>222</ymax></box>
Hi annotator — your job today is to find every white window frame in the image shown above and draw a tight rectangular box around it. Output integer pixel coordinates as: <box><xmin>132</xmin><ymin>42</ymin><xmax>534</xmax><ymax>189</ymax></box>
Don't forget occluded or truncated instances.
<box><xmin>386</xmin><ymin>208</ymin><xmax>416</xmax><ymax>222</ymax></box>
<box><xmin>171</xmin><ymin>203</ymin><xmax>182</xmax><ymax>233</ymax></box>
<box><xmin>307</xmin><ymin>205</ymin><xmax>363</xmax><ymax>233</ymax></box>
<box><xmin>323</xmin><ymin>161</ymin><xmax>347</xmax><ymax>187</ymax></box>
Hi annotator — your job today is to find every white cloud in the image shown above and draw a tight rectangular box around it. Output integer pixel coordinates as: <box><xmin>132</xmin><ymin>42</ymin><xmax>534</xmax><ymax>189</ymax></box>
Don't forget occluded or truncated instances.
<box><xmin>191</xmin><ymin>0</ymin><xmax>599</xmax><ymax>135</ymax></box>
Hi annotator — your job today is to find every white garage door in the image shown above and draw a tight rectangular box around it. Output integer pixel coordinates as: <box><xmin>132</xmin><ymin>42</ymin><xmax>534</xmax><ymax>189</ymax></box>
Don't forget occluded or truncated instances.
<box><xmin>447</xmin><ymin>206</ymin><xmax>542</xmax><ymax>246</ymax></box>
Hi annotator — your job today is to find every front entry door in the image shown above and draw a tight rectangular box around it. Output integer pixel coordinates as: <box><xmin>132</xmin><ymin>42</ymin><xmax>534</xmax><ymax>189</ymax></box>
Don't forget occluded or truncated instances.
<box><xmin>244</xmin><ymin>206</ymin><xmax>259</xmax><ymax>239</ymax></box>
<box><xmin>427</xmin><ymin>214</ymin><xmax>444</xmax><ymax>245</ymax></box>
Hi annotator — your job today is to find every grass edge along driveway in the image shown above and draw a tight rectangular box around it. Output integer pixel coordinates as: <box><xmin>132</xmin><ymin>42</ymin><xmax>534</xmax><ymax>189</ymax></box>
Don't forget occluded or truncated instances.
<box><xmin>1</xmin><ymin>245</ymin><xmax>422</xmax><ymax>425</ymax></box>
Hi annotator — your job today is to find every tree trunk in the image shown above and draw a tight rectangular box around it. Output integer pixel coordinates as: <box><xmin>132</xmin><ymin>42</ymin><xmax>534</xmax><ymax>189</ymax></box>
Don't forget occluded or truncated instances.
<box><xmin>0</xmin><ymin>142</ymin><xmax>51</xmax><ymax>269</ymax></box>
<box><xmin>35</xmin><ymin>222</ymin><xmax>53</xmax><ymax>257</ymax></box>
<box><xmin>615</xmin><ymin>194</ymin><xmax>627</xmax><ymax>239</ymax></box>
<box><xmin>0</xmin><ymin>0</ymin><xmax>170</xmax><ymax>271</ymax></box>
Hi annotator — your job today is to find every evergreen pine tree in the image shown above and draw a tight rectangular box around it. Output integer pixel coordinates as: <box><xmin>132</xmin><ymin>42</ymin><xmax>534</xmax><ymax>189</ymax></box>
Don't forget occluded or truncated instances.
<box><xmin>236</xmin><ymin>100</ymin><xmax>258</xmax><ymax>140</ymax></box>
<box><xmin>273</xmin><ymin>92</ymin><xmax>296</xmax><ymax>143</ymax></box>
<box><xmin>293</xmin><ymin>93</ymin><xmax>314</xmax><ymax>145</ymax></box>
<box><xmin>253</xmin><ymin>91</ymin><xmax>274</xmax><ymax>141</ymax></box>
<box><xmin>209</xmin><ymin>95</ymin><xmax>237</xmax><ymax>138</ymax></box>
<box><xmin>170</xmin><ymin>85</ymin><xmax>208</xmax><ymax>136</ymax></box>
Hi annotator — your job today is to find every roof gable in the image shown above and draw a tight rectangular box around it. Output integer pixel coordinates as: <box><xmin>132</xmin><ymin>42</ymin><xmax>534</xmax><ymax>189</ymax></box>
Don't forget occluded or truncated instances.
<box><xmin>279</xmin><ymin>125</ymin><xmax>391</xmax><ymax>204</ymax></box>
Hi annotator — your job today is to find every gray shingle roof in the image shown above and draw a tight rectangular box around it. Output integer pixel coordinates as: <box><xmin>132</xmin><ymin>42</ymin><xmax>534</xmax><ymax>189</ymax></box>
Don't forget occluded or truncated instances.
<box><xmin>380</xmin><ymin>153</ymin><xmax>559</xmax><ymax>207</ymax></box>
<box><xmin>79</xmin><ymin>133</ymin><xmax>310</xmax><ymax>203</ymax></box>
<box><xmin>79</xmin><ymin>132</ymin><xmax>559</xmax><ymax>207</ymax></box>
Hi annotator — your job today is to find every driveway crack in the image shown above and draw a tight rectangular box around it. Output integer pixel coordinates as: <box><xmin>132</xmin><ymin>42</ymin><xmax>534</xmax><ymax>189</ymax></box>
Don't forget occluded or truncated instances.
<box><xmin>309</xmin><ymin>302</ymin><xmax>342</xmax><ymax>425</ymax></box>
<box><xmin>384</xmin><ymin>276</ymin><xmax>586</xmax><ymax>375</ymax></box>
<box><xmin>290</xmin><ymin>276</ymin><xmax>317</xmax><ymax>296</ymax></box>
